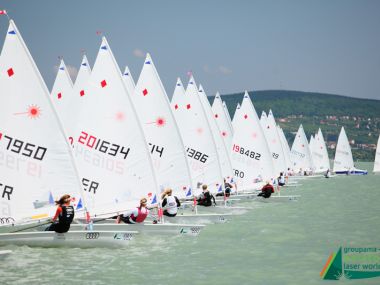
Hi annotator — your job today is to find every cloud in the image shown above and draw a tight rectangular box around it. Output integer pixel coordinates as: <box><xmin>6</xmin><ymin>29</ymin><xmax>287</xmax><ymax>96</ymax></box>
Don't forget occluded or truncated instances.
<box><xmin>133</xmin><ymin>48</ymin><xmax>145</xmax><ymax>58</ymax></box>
<box><xmin>202</xmin><ymin>65</ymin><xmax>232</xmax><ymax>75</ymax></box>
<box><xmin>219</xmin><ymin>65</ymin><xmax>232</xmax><ymax>75</ymax></box>
<box><xmin>203</xmin><ymin>65</ymin><xmax>211</xmax><ymax>74</ymax></box>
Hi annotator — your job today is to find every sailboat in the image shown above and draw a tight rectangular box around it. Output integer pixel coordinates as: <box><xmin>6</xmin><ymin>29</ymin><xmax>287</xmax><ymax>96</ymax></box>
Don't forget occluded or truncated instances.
<box><xmin>264</xmin><ymin>110</ymin><xmax>288</xmax><ymax>177</ymax></box>
<box><xmin>231</xmin><ymin>102</ymin><xmax>241</xmax><ymax>132</ymax></box>
<box><xmin>374</xmin><ymin>135</ymin><xmax>380</xmax><ymax>174</ymax></box>
<box><xmin>333</xmin><ymin>127</ymin><xmax>367</xmax><ymax>175</ymax></box>
<box><xmin>0</xmin><ymin>20</ymin><xmax>137</xmax><ymax>247</ymax></box>
<box><xmin>131</xmin><ymin>54</ymin><xmax>192</xmax><ymax>200</ymax></box>
<box><xmin>230</xmin><ymin>92</ymin><xmax>275</xmax><ymax>191</ymax></box>
<box><xmin>277</xmin><ymin>126</ymin><xmax>293</xmax><ymax>171</ymax></box>
<box><xmin>223</xmin><ymin>100</ymin><xmax>234</xmax><ymax>137</ymax></box>
<box><xmin>122</xmin><ymin>65</ymin><xmax>135</xmax><ymax>96</ymax></box>
<box><xmin>311</xmin><ymin>128</ymin><xmax>330</xmax><ymax>173</ymax></box>
<box><xmin>69</xmin><ymin>39</ymin><xmax>204</xmax><ymax>235</ymax></box>
<box><xmin>171</xmin><ymin>76</ymin><xmax>224</xmax><ymax>196</ymax></box>
<box><xmin>290</xmin><ymin>124</ymin><xmax>314</xmax><ymax>175</ymax></box>
<box><xmin>71</xmin><ymin>36</ymin><xmax>160</xmax><ymax>216</ymax></box>
<box><xmin>64</xmin><ymin>54</ymin><xmax>91</xmax><ymax>141</ymax></box>
<box><xmin>50</xmin><ymin>59</ymin><xmax>74</xmax><ymax>135</ymax></box>
<box><xmin>198</xmin><ymin>85</ymin><xmax>233</xmax><ymax>188</ymax></box>
<box><xmin>74</xmin><ymin>55</ymin><xmax>91</xmax><ymax>88</ymax></box>
<box><xmin>212</xmin><ymin>93</ymin><xmax>233</xmax><ymax>155</ymax></box>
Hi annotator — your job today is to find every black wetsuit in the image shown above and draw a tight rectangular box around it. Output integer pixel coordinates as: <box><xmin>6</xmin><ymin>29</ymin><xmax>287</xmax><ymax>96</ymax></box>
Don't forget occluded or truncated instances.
<box><xmin>46</xmin><ymin>205</ymin><xmax>74</xmax><ymax>233</ymax></box>
<box><xmin>197</xmin><ymin>191</ymin><xmax>216</xmax><ymax>206</ymax></box>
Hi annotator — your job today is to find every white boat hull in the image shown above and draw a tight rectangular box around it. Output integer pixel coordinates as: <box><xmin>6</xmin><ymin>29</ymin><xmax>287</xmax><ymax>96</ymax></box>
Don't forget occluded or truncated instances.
<box><xmin>0</xmin><ymin>230</ymin><xmax>137</xmax><ymax>248</ymax></box>
<box><xmin>0</xmin><ymin>250</ymin><xmax>12</xmax><ymax>258</ymax></box>
<box><xmin>177</xmin><ymin>205</ymin><xmax>252</xmax><ymax>217</ymax></box>
<box><xmin>255</xmin><ymin>195</ymin><xmax>300</xmax><ymax>202</ymax></box>
<box><xmin>335</xmin><ymin>169</ymin><xmax>368</xmax><ymax>175</ymax></box>
<box><xmin>151</xmin><ymin>213</ymin><xmax>233</xmax><ymax>224</ymax></box>
<box><xmin>70</xmin><ymin>222</ymin><xmax>205</xmax><ymax>236</ymax></box>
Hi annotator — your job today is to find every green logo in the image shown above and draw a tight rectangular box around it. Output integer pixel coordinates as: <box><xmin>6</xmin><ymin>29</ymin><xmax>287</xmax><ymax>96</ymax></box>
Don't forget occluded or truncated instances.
<box><xmin>180</xmin><ymin>228</ymin><xmax>188</xmax><ymax>234</ymax></box>
<box><xmin>321</xmin><ymin>246</ymin><xmax>380</xmax><ymax>280</ymax></box>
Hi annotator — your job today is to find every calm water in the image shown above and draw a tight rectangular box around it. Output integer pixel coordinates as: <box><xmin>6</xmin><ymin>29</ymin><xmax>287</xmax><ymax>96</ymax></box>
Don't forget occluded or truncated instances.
<box><xmin>1</xmin><ymin>162</ymin><xmax>379</xmax><ymax>285</ymax></box>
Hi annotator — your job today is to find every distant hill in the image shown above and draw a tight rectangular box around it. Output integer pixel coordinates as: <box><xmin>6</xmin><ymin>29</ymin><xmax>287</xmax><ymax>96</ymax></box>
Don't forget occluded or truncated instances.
<box><xmin>212</xmin><ymin>90</ymin><xmax>380</xmax><ymax>118</ymax></box>
<box><xmin>207</xmin><ymin>90</ymin><xmax>380</xmax><ymax>161</ymax></box>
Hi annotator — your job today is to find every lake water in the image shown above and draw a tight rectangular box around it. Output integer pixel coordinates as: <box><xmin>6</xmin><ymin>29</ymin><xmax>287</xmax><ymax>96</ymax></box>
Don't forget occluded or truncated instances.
<box><xmin>1</xmin><ymin>162</ymin><xmax>379</xmax><ymax>285</ymax></box>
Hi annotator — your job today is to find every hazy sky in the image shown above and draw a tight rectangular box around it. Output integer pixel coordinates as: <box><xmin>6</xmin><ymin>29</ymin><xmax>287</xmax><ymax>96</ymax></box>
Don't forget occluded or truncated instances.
<box><xmin>0</xmin><ymin>0</ymin><xmax>379</xmax><ymax>100</ymax></box>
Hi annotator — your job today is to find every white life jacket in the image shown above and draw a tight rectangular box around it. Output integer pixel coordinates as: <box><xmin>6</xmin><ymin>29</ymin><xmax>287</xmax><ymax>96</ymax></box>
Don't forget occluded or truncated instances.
<box><xmin>166</xmin><ymin>196</ymin><xmax>178</xmax><ymax>215</ymax></box>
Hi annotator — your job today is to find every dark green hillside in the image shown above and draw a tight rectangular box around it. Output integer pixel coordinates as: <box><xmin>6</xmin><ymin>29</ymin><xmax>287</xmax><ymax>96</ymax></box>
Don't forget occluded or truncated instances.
<box><xmin>208</xmin><ymin>90</ymin><xmax>380</xmax><ymax>161</ymax></box>
<box><xmin>216</xmin><ymin>90</ymin><xmax>380</xmax><ymax>118</ymax></box>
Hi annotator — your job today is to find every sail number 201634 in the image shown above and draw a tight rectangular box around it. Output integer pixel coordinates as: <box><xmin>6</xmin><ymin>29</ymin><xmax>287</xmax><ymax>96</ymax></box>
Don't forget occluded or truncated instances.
<box><xmin>78</xmin><ymin>131</ymin><xmax>130</xmax><ymax>159</ymax></box>
<box><xmin>232</xmin><ymin>144</ymin><xmax>261</xmax><ymax>160</ymax></box>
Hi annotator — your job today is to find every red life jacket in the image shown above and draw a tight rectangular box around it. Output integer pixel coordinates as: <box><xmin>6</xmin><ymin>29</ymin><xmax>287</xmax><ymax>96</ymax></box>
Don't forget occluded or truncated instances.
<box><xmin>262</xmin><ymin>184</ymin><xmax>275</xmax><ymax>193</ymax></box>
<box><xmin>130</xmin><ymin>207</ymin><xmax>148</xmax><ymax>223</ymax></box>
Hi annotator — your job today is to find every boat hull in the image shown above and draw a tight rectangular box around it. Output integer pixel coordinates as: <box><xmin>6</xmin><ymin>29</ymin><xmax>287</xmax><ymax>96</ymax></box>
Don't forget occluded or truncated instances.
<box><xmin>0</xmin><ymin>230</ymin><xmax>137</xmax><ymax>248</ymax></box>
<box><xmin>0</xmin><ymin>250</ymin><xmax>12</xmax><ymax>258</ymax></box>
<box><xmin>255</xmin><ymin>195</ymin><xmax>300</xmax><ymax>202</ymax></box>
<box><xmin>335</xmin><ymin>170</ymin><xmax>368</xmax><ymax>175</ymax></box>
<box><xmin>70</xmin><ymin>222</ymin><xmax>205</xmax><ymax>237</ymax></box>
<box><xmin>151</xmin><ymin>213</ymin><xmax>233</xmax><ymax>224</ymax></box>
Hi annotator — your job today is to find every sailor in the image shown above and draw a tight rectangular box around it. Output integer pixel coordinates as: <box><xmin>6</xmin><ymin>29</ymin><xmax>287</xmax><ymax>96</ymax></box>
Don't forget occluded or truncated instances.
<box><xmin>216</xmin><ymin>179</ymin><xmax>233</xmax><ymax>197</ymax></box>
<box><xmin>257</xmin><ymin>181</ymin><xmax>275</xmax><ymax>198</ymax></box>
<box><xmin>116</xmin><ymin>198</ymin><xmax>149</xmax><ymax>224</ymax></box>
<box><xmin>161</xmin><ymin>188</ymin><xmax>181</xmax><ymax>217</ymax></box>
<box><xmin>278</xmin><ymin>172</ymin><xmax>286</xmax><ymax>186</ymax></box>
<box><xmin>324</xmin><ymin>169</ymin><xmax>331</xmax><ymax>178</ymax></box>
<box><xmin>46</xmin><ymin>194</ymin><xmax>74</xmax><ymax>233</ymax></box>
<box><xmin>197</xmin><ymin>184</ymin><xmax>216</xmax><ymax>207</ymax></box>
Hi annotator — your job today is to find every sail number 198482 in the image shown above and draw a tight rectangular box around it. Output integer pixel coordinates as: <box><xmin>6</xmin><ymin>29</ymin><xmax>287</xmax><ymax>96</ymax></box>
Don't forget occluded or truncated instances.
<box><xmin>232</xmin><ymin>144</ymin><xmax>261</xmax><ymax>160</ymax></box>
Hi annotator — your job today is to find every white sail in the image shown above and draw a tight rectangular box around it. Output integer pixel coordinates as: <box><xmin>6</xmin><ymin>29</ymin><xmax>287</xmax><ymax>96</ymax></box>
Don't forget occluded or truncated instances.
<box><xmin>122</xmin><ymin>65</ymin><xmax>135</xmax><ymax>97</ymax></box>
<box><xmin>374</xmin><ymin>135</ymin><xmax>380</xmax><ymax>173</ymax></box>
<box><xmin>74</xmin><ymin>55</ymin><xmax>91</xmax><ymax>90</ymax></box>
<box><xmin>50</xmin><ymin>59</ymin><xmax>74</xmax><ymax>134</ymax></box>
<box><xmin>333</xmin><ymin>126</ymin><xmax>354</xmax><ymax>173</ymax></box>
<box><xmin>309</xmin><ymin>135</ymin><xmax>316</xmax><ymax>169</ymax></box>
<box><xmin>72</xmin><ymin>37</ymin><xmax>159</xmax><ymax>216</ymax></box>
<box><xmin>198</xmin><ymin>85</ymin><xmax>233</xmax><ymax>184</ymax></box>
<box><xmin>230</xmin><ymin>91</ymin><xmax>275</xmax><ymax>191</ymax></box>
<box><xmin>309</xmin><ymin>134</ymin><xmax>315</xmax><ymax>150</ymax></box>
<box><xmin>222</xmin><ymin>100</ymin><xmax>234</xmax><ymax>135</ymax></box>
<box><xmin>62</xmin><ymin>55</ymin><xmax>92</xmax><ymax>140</ymax></box>
<box><xmin>312</xmin><ymin>128</ymin><xmax>330</xmax><ymax>173</ymax></box>
<box><xmin>277</xmin><ymin>126</ymin><xmax>292</xmax><ymax>170</ymax></box>
<box><xmin>231</xmin><ymin>102</ymin><xmax>241</xmax><ymax>131</ymax></box>
<box><xmin>0</xmin><ymin>20</ymin><xmax>84</xmax><ymax>225</ymax></box>
<box><xmin>290</xmin><ymin>125</ymin><xmax>314</xmax><ymax>173</ymax></box>
<box><xmin>131</xmin><ymin>54</ymin><xmax>192</xmax><ymax>199</ymax></box>
<box><xmin>266</xmin><ymin>110</ymin><xmax>287</xmax><ymax>176</ymax></box>
<box><xmin>212</xmin><ymin>93</ymin><xmax>233</xmax><ymax>153</ymax></box>
<box><xmin>171</xmin><ymin>77</ymin><xmax>223</xmax><ymax>195</ymax></box>
<box><xmin>260</xmin><ymin>111</ymin><xmax>268</xmax><ymax>130</ymax></box>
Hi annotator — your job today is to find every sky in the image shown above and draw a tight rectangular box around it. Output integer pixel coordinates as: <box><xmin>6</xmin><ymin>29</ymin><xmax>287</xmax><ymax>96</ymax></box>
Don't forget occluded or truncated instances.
<box><xmin>0</xmin><ymin>0</ymin><xmax>379</xmax><ymax>100</ymax></box>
